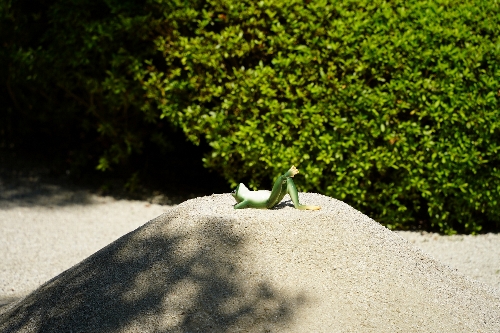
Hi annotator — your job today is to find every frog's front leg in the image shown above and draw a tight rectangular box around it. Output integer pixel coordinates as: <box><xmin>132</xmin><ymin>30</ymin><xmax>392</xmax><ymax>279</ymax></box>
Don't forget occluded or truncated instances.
<box><xmin>234</xmin><ymin>200</ymin><xmax>251</xmax><ymax>209</ymax></box>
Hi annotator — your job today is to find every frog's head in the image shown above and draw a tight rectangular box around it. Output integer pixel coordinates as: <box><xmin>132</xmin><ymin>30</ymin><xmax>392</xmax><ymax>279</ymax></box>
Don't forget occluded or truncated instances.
<box><xmin>231</xmin><ymin>183</ymin><xmax>250</xmax><ymax>203</ymax></box>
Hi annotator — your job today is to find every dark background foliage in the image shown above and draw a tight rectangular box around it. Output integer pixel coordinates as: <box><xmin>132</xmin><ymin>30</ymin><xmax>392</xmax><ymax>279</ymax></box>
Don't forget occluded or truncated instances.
<box><xmin>1</xmin><ymin>0</ymin><xmax>499</xmax><ymax>234</ymax></box>
<box><xmin>0</xmin><ymin>0</ymin><xmax>228</xmax><ymax>198</ymax></box>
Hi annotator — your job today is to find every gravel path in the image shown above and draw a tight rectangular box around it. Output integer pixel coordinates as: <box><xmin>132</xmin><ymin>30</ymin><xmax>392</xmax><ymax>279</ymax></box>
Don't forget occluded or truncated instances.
<box><xmin>0</xmin><ymin>193</ymin><xmax>169</xmax><ymax>306</ymax></box>
<box><xmin>395</xmin><ymin>231</ymin><xmax>500</xmax><ymax>290</ymax></box>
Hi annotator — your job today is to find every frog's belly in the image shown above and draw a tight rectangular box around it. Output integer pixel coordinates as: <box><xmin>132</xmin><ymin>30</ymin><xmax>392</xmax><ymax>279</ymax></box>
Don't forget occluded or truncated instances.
<box><xmin>246</xmin><ymin>190</ymin><xmax>271</xmax><ymax>203</ymax></box>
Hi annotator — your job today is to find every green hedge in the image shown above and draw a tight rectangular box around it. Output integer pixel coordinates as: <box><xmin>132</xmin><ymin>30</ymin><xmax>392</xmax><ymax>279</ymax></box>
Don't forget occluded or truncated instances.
<box><xmin>3</xmin><ymin>0</ymin><xmax>500</xmax><ymax>233</ymax></box>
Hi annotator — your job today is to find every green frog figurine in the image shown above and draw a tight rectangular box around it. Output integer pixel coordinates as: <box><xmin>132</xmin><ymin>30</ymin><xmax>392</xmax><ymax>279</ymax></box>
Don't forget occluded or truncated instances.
<box><xmin>231</xmin><ymin>165</ymin><xmax>320</xmax><ymax>210</ymax></box>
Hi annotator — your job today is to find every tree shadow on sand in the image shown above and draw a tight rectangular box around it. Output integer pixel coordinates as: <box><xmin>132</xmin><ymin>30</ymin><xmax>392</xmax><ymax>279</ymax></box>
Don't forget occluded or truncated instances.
<box><xmin>0</xmin><ymin>145</ymin><xmax>229</xmax><ymax>209</ymax></box>
<box><xmin>0</xmin><ymin>214</ymin><xmax>304</xmax><ymax>332</ymax></box>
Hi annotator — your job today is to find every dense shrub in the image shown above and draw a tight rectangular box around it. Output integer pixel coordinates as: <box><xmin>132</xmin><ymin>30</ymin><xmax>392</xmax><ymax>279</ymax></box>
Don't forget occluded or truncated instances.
<box><xmin>2</xmin><ymin>0</ymin><xmax>500</xmax><ymax>233</ymax></box>
<box><xmin>141</xmin><ymin>0</ymin><xmax>500</xmax><ymax>233</ymax></box>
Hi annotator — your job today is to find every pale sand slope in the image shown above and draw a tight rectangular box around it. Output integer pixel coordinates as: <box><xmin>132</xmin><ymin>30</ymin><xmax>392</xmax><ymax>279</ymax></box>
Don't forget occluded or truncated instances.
<box><xmin>1</xmin><ymin>193</ymin><xmax>499</xmax><ymax>332</ymax></box>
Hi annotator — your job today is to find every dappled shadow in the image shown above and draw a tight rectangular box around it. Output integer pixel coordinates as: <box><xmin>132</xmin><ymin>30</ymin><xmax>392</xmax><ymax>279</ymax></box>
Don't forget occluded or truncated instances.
<box><xmin>0</xmin><ymin>154</ymin><xmax>95</xmax><ymax>208</ymax></box>
<box><xmin>0</xmin><ymin>298</ymin><xmax>20</xmax><ymax>312</ymax></box>
<box><xmin>0</xmin><ymin>143</ymin><xmax>229</xmax><ymax>209</ymax></box>
<box><xmin>0</xmin><ymin>215</ymin><xmax>303</xmax><ymax>332</ymax></box>
<box><xmin>0</xmin><ymin>178</ymin><xmax>93</xmax><ymax>208</ymax></box>
<box><xmin>272</xmin><ymin>197</ymin><xmax>319</xmax><ymax>210</ymax></box>
<box><xmin>272</xmin><ymin>200</ymin><xmax>295</xmax><ymax>210</ymax></box>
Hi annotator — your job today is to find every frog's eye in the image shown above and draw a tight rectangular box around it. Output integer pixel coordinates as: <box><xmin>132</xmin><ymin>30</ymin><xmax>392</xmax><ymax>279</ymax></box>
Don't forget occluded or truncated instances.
<box><xmin>231</xmin><ymin>189</ymin><xmax>236</xmax><ymax>194</ymax></box>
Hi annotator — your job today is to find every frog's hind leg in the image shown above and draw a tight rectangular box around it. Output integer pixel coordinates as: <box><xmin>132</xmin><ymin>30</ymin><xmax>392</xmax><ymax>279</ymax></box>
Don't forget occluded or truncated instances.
<box><xmin>286</xmin><ymin>178</ymin><xmax>320</xmax><ymax>210</ymax></box>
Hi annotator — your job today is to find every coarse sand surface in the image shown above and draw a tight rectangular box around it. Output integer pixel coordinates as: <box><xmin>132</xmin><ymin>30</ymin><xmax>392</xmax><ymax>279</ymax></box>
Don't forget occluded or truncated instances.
<box><xmin>1</xmin><ymin>193</ymin><xmax>499</xmax><ymax>332</ymax></box>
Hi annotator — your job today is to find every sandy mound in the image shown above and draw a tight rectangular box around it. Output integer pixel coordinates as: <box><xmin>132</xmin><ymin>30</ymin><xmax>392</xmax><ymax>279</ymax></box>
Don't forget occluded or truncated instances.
<box><xmin>1</xmin><ymin>193</ymin><xmax>499</xmax><ymax>332</ymax></box>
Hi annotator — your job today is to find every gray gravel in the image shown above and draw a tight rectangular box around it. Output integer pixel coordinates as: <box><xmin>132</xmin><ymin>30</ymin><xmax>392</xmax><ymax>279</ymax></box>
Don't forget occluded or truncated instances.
<box><xmin>1</xmin><ymin>192</ymin><xmax>500</xmax><ymax>332</ymax></box>
<box><xmin>0</xmin><ymin>193</ymin><xmax>169</xmax><ymax>305</ymax></box>
<box><xmin>395</xmin><ymin>231</ymin><xmax>500</xmax><ymax>290</ymax></box>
